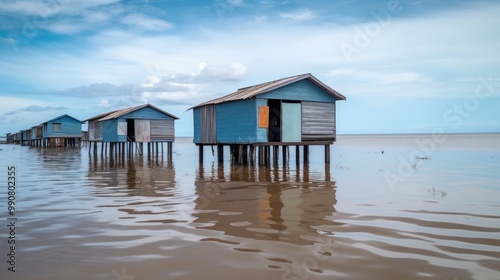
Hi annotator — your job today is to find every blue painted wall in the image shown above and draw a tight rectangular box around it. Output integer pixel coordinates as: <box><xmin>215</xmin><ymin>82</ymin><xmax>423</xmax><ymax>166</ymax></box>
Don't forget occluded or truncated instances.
<box><xmin>216</xmin><ymin>99</ymin><xmax>257</xmax><ymax>143</ymax></box>
<box><xmin>102</xmin><ymin>119</ymin><xmax>118</xmax><ymax>142</ymax></box>
<box><xmin>119</xmin><ymin>106</ymin><xmax>174</xmax><ymax>120</ymax></box>
<box><xmin>42</xmin><ymin>115</ymin><xmax>82</xmax><ymax>138</ymax></box>
<box><xmin>258</xmin><ymin>79</ymin><xmax>337</xmax><ymax>103</ymax></box>
<box><xmin>256</xmin><ymin>98</ymin><xmax>268</xmax><ymax>142</ymax></box>
<box><xmin>193</xmin><ymin>108</ymin><xmax>201</xmax><ymax>143</ymax></box>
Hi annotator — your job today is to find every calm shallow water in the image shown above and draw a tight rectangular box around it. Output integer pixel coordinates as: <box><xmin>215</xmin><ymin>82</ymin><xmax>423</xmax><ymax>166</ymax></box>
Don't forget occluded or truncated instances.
<box><xmin>0</xmin><ymin>134</ymin><xmax>499</xmax><ymax>280</ymax></box>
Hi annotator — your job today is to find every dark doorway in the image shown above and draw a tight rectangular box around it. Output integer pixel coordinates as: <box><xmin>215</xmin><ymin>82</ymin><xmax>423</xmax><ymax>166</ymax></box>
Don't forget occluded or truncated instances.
<box><xmin>126</xmin><ymin>119</ymin><xmax>135</xmax><ymax>142</ymax></box>
<box><xmin>268</xmin><ymin>99</ymin><xmax>281</xmax><ymax>142</ymax></box>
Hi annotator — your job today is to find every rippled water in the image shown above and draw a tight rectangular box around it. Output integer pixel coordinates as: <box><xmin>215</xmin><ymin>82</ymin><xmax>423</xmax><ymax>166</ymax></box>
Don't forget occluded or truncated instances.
<box><xmin>0</xmin><ymin>134</ymin><xmax>499</xmax><ymax>280</ymax></box>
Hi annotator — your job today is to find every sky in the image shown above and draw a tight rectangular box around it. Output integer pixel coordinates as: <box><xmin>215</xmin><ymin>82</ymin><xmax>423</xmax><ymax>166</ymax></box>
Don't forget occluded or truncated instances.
<box><xmin>0</xmin><ymin>0</ymin><xmax>499</xmax><ymax>136</ymax></box>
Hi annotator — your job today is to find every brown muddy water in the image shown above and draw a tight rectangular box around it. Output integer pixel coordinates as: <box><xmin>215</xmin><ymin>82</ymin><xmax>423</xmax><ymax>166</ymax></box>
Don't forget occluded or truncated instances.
<box><xmin>0</xmin><ymin>134</ymin><xmax>499</xmax><ymax>280</ymax></box>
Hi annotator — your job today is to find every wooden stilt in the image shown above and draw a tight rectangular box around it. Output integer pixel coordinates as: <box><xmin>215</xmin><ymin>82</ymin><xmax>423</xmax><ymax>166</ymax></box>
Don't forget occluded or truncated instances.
<box><xmin>199</xmin><ymin>145</ymin><xmax>204</xmax><ymax>163</ymax></box>
<box><xmin>238</xmin><ymin>144</ymin><xmax>243</xmax><ymax>164</ymax></box>
<box><xmin>242</xmin><ymin>145</ymin><xmax>248</xmax><ymax>165</ymax></box>
<box><xmin>272</xmin><ymin>146</ymin><xmax>279</xmax><ymax>165</ymax></box>
<box><xmin>282</xmin><ymin>145</ymin><xmax>287</xmax><ymax>166</ymax></box>
<box><xmin>304</xmin><ymin>145</ymin><xmax>309</xmax><ymax>163</ymax></box>
<box><xmin>324</xmin><ymin>144</ymin><xmax>330</xmax><ymax>163</ymax></box>
<box><xmin>258</xmin><ymin>146</ymin><xmax>264</xmax><ymax>166</ymax></box>
<box><xmin>295</xmin><ymin>145</ymin><xmax>300</xmax><ymax>165</ymax></box>
<box><xmin>249</xmin><ymin>145</ymin><xmax>255</xmax><ymax>166</ymax></box>
<box><xmin>217</xmin><ymin>144</ymin><xmax>224</xmax><ymax>163</ymax></box>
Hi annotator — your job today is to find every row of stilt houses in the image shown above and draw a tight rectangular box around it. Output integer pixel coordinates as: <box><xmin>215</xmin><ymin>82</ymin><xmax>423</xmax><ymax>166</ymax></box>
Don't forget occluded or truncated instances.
<box><xmin>5</xmin><ymin>73</ymin><xmax>346</xmax><ymax>165</ymax></box>
<box><xmin>6</xmin><ymin>114</ymin><xmax>84</xmax><ymax>147</ymax></box>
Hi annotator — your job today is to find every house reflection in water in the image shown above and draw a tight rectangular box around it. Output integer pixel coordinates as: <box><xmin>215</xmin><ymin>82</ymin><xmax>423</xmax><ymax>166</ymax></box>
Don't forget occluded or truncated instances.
<box><xmin>87</xmin><ymin>154</ymin><xmax>175</xmax><ymax>198</ymax></box>
<box><xmin>193</xmin><ymin>163</ymin><xmax>337</xmax><ymax>245</ymax></box>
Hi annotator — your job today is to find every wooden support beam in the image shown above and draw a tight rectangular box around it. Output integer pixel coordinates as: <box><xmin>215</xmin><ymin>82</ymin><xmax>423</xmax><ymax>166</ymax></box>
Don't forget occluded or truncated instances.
<box><xmin>272</xmin><ymin>146</ymin><xmax>279</xmax><ymax>165</ymax></box>
<box><xmin>249</xmin><ymin>145</ymin><xmax>255</xmax><ymax>166</ymax></box>
<box><xmin>258</xmin><ymin>146</ymin><xmax>264</xmax><ymax>166</ymax></box>
<box><xmin>217</xmin><ymin>144</ymin><xmax>224</xmax><ymax>163</ymax></box>
<box><xmin>199</xmin><ymin>145</ymin><xmax>204</xmax><ymax>163</ymax></box>
<box><xmin>325</xmin><ymin>144</ymin><xmax>330</xmax><ymax>163</ymax></box>
<box><xmin>282</xmin><ymin>145</ymin><xmax>287</xmax><ymax>166</ymax></box>
<box><xmin>295</xmin><ymin>145</ymin><xmax>300</xmax><ymax>165</ymax></box>
<box><xmin>238</xmin><ymin>144</ymin><xmax>244</xmax><ymax>165</ymax></box>
<box><xmin>304</xmin><ymin>145</ymin><xmax>309</xmax><ymax>163</ymax></box>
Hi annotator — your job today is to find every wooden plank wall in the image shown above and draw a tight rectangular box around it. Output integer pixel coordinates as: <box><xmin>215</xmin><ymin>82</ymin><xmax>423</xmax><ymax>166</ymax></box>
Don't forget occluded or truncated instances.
<box><xmin>301</xmin><ymin>101</ymin><xmax>336</xmax><ymax>140</ymax></box>
<box><xmin>134</xmin><ymin>119</ymin><xmax>151</xmax><ymax>142</ymax></box>
<box><xmin>200</xmin><ymin>105</ymin><xmax>216</xmax><ymax>144</ymax></box>
<box><xmin>150</xmin><ymin>119</ymin><xmax>174</xmax><ymax>141</ymax></box>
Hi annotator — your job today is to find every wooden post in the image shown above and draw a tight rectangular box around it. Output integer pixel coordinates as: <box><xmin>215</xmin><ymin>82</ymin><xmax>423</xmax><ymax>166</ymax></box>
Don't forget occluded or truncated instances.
<box><xmin>272</xmin><ymin>146</ymin><xmax>279</xmax><ymax>165</ymax></box>
<box><xmin>238</xmin><ymin>144</ymin><xmax>244</xmax><ymax>164</ymax></box>
<box><xmin>304</xmin><ymin>145</ymin><xmax>309</xmax><ymax>163</ymax></box>
<box><xmin>258</xmin><ymin>146</ymin><xmax>264</xmax><ymax>166</ymax></box>
<box><xmin>282</xmin><ymin>145</ymin><xmax>287</xmax><ymax>166</ymax></box>
<box><xmin>217</xmin><ymin>144</ymin><xmax>224</xmax><ymax>163</ymax></box>
<box><xmin>241</xmin><ymin>145</ymin><xmax>248</xmax><ymax>165</ymax></box>
<box><xmin>295</xmin><ymin>145</ymin><xmax>300</xmax><ymax>165</ymax></box>
<box><xmin>199</xmin><ymin>145</ymin><xmax>204</xmax><ymax>163</ymax></box>
<box><xmin>324</xmin><ymin>144</ymin><xmax>330</xmax><ymax>163</ymax></box>
<box><xmin>266</xmin><ymin>146</ymin><xmax>271</xmax><ymax>166</ymax></box>
<box><xmin>249</xmin><ymin>145</ymin><xmax>255</xmax><ymax>166</ymax></box>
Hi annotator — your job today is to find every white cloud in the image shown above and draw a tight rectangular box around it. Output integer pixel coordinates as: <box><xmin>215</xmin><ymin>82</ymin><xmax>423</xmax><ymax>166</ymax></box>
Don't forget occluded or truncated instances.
<box><xmin>120</xmin><ymin>13</ymin><xmax>174</xmax><ymax>31</ymax></box>
<box><xmin>0</xmin><ymin>0</ymin><xmax>120</xmax><ymax>17</ymax></box>
<box><xmin>279</xmin><ymin>9</ymin><xmax>316</xmax><ymax>21</ymax></box>
<box><xmin>228</xmin><ymin>0</ymin><xmax>244</xmax><ymax>7</ymax></box>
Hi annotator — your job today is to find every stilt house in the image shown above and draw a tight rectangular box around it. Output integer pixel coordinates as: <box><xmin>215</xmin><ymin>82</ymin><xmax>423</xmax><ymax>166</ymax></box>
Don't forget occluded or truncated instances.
<box><xmin>41</xmin><ymin>114</ymin><xmax>84</xmax><ymax>147</ymax></box>
<box><xmin>85</xmin><ymin>104</ymin><xmax>179</xmax><ymax>156</ymax></box>
<box><xmin>191</xmin><ymin>73</ymin><xmax>346</xmax><ymax>164</ymax></box>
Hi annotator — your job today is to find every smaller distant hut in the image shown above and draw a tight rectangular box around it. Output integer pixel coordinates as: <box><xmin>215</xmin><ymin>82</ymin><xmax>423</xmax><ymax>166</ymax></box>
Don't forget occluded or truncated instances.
<box><xmin>21</xmin><ymin>129</ymin><xmax>30</xmax><ymax>146</ymax></box>
<box><xmin>6</xmin><ymin>133</ymin><xmax>14</xmax><ymax>144</ymax></box>
<box><xmin>85</xmin><ymin>104</ymin><xmax>179</xmax><ymax>157</ymax></box>
<box><xmin>29</xmin><ymin>125</ymin><xmax>43</xmax><ymax>146</ymax></box>
<box><xmin>41</xmin><ymin>114</ymin><xmax>84</xmax><ymax>147</ymax></box>
<box><xmin>13</xmin><ymin>132</ymin><xmax>22</xmax><ymax>144</ymax></box>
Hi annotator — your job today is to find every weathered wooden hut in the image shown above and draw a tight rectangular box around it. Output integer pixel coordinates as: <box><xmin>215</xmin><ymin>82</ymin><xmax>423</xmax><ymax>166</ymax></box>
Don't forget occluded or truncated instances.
<box><xmin>85</xmin><ymin>104</ymin><xmax>179</xmax><ymax>157</ymax></box>
<box><xmin>21</xmin><ymin>129</ymin><xmax>31</xmax><ymax>146</ymax></box>
<box><xmin>29</xmin><ymin>125</ymin><xmax>43</xmax><ymax>146</ymax></box>
<box><xmin>191</xmin><ymin>73</ymin><xmax>346</xmax><ymax>164</ymax></box>
<box><xmin>13</xmin><ymin>132</ymin><xmax>22</xmax><ymax>144</ymax></box>
<box><xmin>41</xmin><ymin>114</ymin><xmax>84</xmax><ymax>147</ymax></box>
<box><xmin>6</xmin><ymin>133</ymin><xmax>14</xmax><ymax>144</ymax></box>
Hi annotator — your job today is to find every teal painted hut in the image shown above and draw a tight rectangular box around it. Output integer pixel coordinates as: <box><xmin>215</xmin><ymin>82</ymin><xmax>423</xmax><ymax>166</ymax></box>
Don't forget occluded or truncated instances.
<box><xmin>191</xmin><ymin>73</ymin><xmax>346</xmax><ymax>164</ymax></box>
<box><xmin>41</xmin><ymin>114</ymin><xmax>84</xmax><ymax>147</ymax></box>
<box><xmin>85</xmin><ymin>104</ymin><xmax>179</xmax><ymax>156</ymax></box>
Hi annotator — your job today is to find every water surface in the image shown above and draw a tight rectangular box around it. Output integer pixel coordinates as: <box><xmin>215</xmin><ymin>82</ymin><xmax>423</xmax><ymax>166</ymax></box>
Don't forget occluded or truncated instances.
<box><xmin>0</xmin><ymin>134</ymin><xmax>499</xmax><ymax>280</ymax></box>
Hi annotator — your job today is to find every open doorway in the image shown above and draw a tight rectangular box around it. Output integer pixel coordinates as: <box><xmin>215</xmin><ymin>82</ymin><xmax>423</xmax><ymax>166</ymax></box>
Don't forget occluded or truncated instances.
<box><xmin>268</xmin><ymin>99</ymin><xmax>281</xmax><ymax>142</ymax></box>
<box><xmin>126</xmin><ymin>119</ymin><xmax>135</xmax><ymax>142</ymax></box>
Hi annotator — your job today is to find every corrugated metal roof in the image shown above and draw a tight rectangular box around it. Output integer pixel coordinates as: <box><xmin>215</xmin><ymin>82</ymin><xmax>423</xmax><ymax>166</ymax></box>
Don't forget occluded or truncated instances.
<box><xmin>42</xmin><ymin>114</ymin><xmax>84</xmax><ymax>124</ymax></box>
<box><xmin>86</xmin><ymin>104</ymin><xmax>179</xmax><ymax>122</ymax></box>
<box><xmin>190</xmin><ymin>73</ymin><xmax>346</xmax><ymax>109</ymax></box>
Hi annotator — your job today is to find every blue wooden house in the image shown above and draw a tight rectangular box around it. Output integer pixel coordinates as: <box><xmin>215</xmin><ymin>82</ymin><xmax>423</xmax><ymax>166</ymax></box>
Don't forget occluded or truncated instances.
<box><xmin>191</xmin><ymin>73</ymin><xmax>346</xmax><ymax>164</ymax></box>
<box><xmin>29</xmin><ymin>125</ymin><xmax>43</xmax><ymax>146</ymax></box>
<box><xmin>85</xmin><ymin>104</ymin><xmax>179</xmax><ymax>156</ymax></box>
<box><xmin>41</xmin><ymin>114</ymin><xmax>84</xmax><ymax>147</ymax></box>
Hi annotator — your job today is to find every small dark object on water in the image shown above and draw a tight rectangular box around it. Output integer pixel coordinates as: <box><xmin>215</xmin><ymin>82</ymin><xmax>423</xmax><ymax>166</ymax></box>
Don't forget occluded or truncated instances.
<box><xmin>381</xmin><ymin>150</ymin><xmax>384</xmax><ymax>154</ymax></box>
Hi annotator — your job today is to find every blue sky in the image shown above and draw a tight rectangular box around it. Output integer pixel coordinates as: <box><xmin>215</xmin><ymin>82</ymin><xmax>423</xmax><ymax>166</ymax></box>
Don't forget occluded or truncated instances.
<box><xmin>1</xmin><ymin>0</ymin><xmax>499</xmax><ymax>136</ymax></box>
